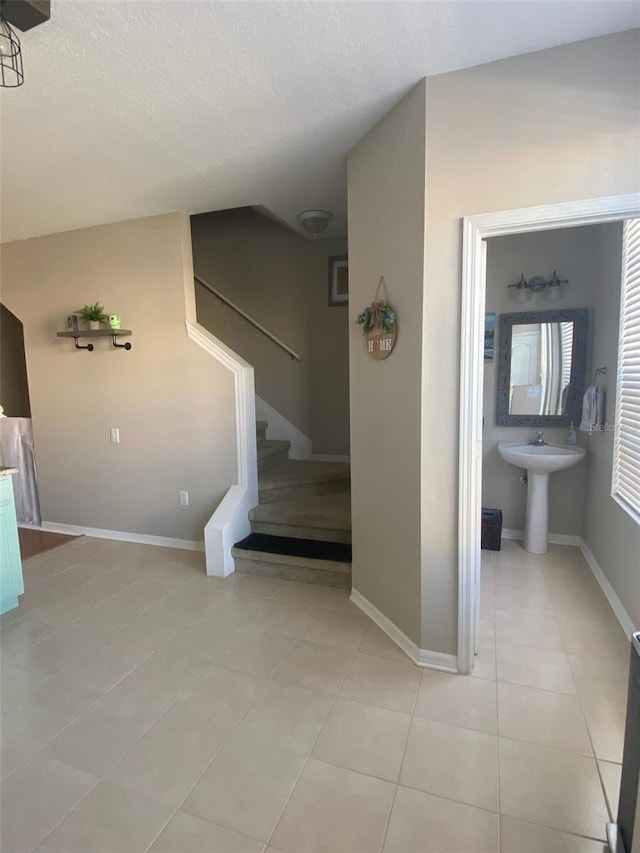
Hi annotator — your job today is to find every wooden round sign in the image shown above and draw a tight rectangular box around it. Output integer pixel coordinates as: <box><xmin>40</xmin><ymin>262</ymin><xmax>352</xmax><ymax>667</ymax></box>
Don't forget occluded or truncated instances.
<box><xmin>364</xmin><ymin>324</ymin><xmax>396</xmax><ymax>360</ymax></box>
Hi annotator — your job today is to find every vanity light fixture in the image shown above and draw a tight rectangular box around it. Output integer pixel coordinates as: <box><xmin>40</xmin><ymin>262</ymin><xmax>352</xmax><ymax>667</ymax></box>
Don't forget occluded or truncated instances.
<box><xmin>507</xmin><ymin>271</ymin><xmax>568</xmax><ymax>303</ymax></box>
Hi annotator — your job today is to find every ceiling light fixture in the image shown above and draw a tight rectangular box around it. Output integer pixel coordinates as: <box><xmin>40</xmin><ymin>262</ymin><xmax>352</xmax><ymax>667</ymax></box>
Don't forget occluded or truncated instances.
<box><xmin>0</xmin><ymin>0</ymin><xmax>52</xmax><ymax>88</ymax></box>
<box><xmin>508</xmin><ymin>270</ymin><xmax>568</xmax><ymax>303</ymax></box>
<box><xmin>297</xmin><ymin>210</ymin><xmax>333</xmax><ymax>238</ymax></box>
<box><xmin>0</xmin><ymin>16</ymin><xmax>23</xmax><ymax>87</ymax></box>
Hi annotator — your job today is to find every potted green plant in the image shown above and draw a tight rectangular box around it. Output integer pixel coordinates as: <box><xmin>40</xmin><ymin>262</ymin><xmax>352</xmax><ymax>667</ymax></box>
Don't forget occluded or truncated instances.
<box><xmin>76</xmin><ymin>302</ymin><xmax>108</xmax><ymax>331</ymax></box>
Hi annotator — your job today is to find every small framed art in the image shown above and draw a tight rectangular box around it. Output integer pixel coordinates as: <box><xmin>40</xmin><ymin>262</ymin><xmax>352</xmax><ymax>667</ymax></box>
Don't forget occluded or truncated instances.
<box><xmin>328</xmin><ymin>255</ymin><xmax>348</xmax><ymax>306</ymax></box>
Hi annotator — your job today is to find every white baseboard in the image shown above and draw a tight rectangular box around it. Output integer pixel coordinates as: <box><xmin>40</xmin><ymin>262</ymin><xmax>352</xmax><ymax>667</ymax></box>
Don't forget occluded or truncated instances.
<box><xmin>40</xmin><ymin>522</ymin><xmax>204</xmax><ymax>552</ymax></box>
<box><xmin>501</xmin><ymin>528</ymin><xmax>582</xmax><ymax>546</ymax></box>
<box><xmin>255</xmin><ymin>395</ymin><xmax>312</xmax><ymax>460</ymax></box>
<box><xmin>311</xmin><ymin>454</ymin><xmax>351</xmax><ymax>464</ymax></box>
<box><xmin>580</xmin><ymin>540</ymin><xmax>637</xmax><ymax>638</ymax></box>
<box><xmin>350</xmin><ymin>588</ymin><xmax>458</xmax><ymax>673</ymax></box>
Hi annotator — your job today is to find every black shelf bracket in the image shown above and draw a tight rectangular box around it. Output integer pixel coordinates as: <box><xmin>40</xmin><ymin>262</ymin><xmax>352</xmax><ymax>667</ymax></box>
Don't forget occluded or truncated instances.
<box><xmin>112</xmin><ymin>335</ymin><xmax>132</xmax><ymax>350</ymax></box>
<box><xmin>74</xmin><ymin>338</ymin><xmax>94</xmax><ymax>352</ymax></box>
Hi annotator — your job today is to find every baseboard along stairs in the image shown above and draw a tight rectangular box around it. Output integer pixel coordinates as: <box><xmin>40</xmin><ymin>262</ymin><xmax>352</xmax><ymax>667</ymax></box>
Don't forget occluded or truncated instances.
<box><xmin>232</xmin><ymin>421</ymin><xmax>352</xmax><ymax>588</ymax></box>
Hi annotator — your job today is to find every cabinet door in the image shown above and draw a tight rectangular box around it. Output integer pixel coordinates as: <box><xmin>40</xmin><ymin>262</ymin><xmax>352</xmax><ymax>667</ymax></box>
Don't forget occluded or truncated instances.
<box><xmin>1</xmin><ymin>477</ymin><xmax>24</xmax><ymax>613</ymax></box>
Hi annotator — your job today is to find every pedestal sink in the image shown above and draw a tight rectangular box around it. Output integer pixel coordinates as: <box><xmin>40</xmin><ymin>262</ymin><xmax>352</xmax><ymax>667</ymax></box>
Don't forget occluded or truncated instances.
<box><xmin>497</xmin><ymin>441</ymin><xmax>586</xmax><ymax>554</ymax></box>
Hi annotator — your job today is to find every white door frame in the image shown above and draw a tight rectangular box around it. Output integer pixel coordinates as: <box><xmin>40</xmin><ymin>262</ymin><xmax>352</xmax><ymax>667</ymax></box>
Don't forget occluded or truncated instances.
<box><xmin>457</xmin><ymin>192</ymin><xmax>640</xmax><ymax>675</ymax></box>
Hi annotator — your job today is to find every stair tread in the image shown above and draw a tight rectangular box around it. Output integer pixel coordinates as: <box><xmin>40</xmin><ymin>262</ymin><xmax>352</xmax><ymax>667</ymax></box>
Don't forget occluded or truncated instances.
<box><xmin>249</xmin><ymin>491</ymin><xmax>351</xmax><ymax>530</ymax></box>
<box><xmin>233</xmin><ymin>533</ymin><xmax>351</xmax><ymax>565</ymax></box>
<box><xmin>257</xmin><ymin>439</ymin><xmax>291</xmax><ymax>458</ymax></box>
<box><xmin>259</xmin><ymin>459</ymin><xmax>350</xmax><ymax>489</ymax></box>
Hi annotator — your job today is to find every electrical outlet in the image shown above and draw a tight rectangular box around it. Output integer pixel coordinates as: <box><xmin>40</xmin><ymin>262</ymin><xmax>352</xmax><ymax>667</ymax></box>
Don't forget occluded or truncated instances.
<box><xmin>179</xmin><ymin>490</ymin><xmax>189</xmax><ymax>507</ymax></box>
<box><xmin>110</xmin><ymin>427</ymin><xmax>120</xmax><ymax>444</ymax></box>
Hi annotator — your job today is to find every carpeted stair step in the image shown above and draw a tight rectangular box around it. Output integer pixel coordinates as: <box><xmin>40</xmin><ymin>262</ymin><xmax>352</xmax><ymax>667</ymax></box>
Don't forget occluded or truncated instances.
<box><xmin>259</xmin><ymin>459</ymin><xmax>350</xmax><ymax>503</ymax></box>
<box><xmin>232</xmin><ymin>533</ymin><xmax>351</xmax><ymax>589</ymax></box>
<box><xmin>257</xmin><ymin>438</ymin><xmax>291</xmax><ymax>472</ymax></box>
<box><xmin>249</xmin><ymin>491</ymin><xmax>351</xmax><ymax>543</ymax></box>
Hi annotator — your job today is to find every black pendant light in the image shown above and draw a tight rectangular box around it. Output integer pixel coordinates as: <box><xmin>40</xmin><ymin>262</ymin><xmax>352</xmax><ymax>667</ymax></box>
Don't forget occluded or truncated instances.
<box><xmin>0</xmin><ymin>1</ymin><xmax>52</xmax><ymax>88</ymax></box>
<box><xmin>0</xmin><ymin>15</ymin><xmax>23</xmax><ymax>87</ymax></box>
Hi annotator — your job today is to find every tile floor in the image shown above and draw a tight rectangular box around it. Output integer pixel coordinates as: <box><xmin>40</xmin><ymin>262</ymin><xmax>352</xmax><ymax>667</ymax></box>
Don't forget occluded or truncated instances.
<box><xmin>0</xmin><ymin>535</ymin><xmax>630</xmax><ymax>852</ymax></box>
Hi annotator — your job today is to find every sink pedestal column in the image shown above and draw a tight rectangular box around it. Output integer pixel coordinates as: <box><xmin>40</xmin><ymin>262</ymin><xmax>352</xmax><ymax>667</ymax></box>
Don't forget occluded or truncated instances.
<box><xmin>524</xmin><ymin>472</ymin><xmax>549</xmax><ymax>555</ymax></box>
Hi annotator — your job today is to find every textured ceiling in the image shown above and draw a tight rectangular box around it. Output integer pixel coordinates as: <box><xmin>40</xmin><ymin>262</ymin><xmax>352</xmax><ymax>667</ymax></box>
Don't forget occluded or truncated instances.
<box><xmin>1</xmin><ymin>1</ymin><xmax>638</xmax><ymax>243</ymax></box>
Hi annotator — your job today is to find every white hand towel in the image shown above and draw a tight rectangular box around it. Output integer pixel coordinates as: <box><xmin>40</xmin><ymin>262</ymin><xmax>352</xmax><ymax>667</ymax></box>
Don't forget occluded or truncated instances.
<box><xmin>579</xmin><ymin>385</ymin><xmax>605</xmax><ymax>433</ymax></box>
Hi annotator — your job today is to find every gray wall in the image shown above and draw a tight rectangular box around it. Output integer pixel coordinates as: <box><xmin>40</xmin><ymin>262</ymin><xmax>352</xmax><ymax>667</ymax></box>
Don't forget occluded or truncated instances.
<box><xmin>2</xmin><ymin>213</ymin><xmax>237</xmax><ymax>542</ymax></box>
<box><xmin>0</xmin><ymin>303</ymin><xmax>31</xmax><ymax>417</ymax></box>
<box><xmin>191</xmin><ymin>208</ymin><xmax>350</xmax><ymax>455</ymax></box>
<box><xmin>582</xmin><ymin>223</ymin><xmax>640</xmax><ymax>629</ymax></box>
<box><xmin>482</xmin><ymin>225</ymin><xmax>608</xmax><ymax>535</ymax></box>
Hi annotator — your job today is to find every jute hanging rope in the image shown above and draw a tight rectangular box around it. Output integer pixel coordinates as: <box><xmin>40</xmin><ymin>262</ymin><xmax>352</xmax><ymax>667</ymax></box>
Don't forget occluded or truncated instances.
<box><xmin>356</xmin><ymin>276</ymin><xmax>397</xmax><ymax>360</ymax></box>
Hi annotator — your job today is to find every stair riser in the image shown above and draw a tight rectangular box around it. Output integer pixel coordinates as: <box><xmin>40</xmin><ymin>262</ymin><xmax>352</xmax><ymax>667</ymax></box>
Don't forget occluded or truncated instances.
<box><xmin>234</xmin><ymin>556</ymin><xmax>351</xmax><ymax>590</ymax></box>
<box><xmin>251</xmin><ymin>520</ymin><xmax>351</xmax><ymax>544</ymax></box>
<box><xmin>259</xmin><ymin>479</ymin><xmax>350</xmax><ymax>504</ymax></box>
<box><xmin>258</xmin><ymin>449</ymin><xmax>290</xmax><ymax>473</ymax></box>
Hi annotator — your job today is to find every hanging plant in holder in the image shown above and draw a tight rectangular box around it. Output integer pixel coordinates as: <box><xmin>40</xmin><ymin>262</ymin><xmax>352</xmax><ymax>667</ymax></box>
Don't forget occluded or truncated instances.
<box><xmin>356</xmin><ymin>276</ymin><xmax>397</xmax><ymax>360</ymax></box>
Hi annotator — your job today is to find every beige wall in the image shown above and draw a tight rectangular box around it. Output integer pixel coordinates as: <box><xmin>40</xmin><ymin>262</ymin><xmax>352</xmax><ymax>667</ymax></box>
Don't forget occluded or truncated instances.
<box><xmin>421</xmin><ymin>29</ymin><xmax>640</xmax><ymax>654</ymax></box>
<box><xmin>1</xmin><ymin>213</ymin><xmax>237</xmax><ymax>542</ymax></box>
<box><xmin>191</xmin><ymin>208</ymin><xmax>349</xmax><ymax>455</ymax></box>
<box><xmin>349</xmin><ymin>30</ymin><xmax>640</xmax><ymax>656</ymax></box>
<box><xmin>483</xmin><ymin>225</ymin><xmax>607</xmax><ymax>535</ymax></box>
<box><xmin>348</xmin><ymin>80</ymin><xmax>427</xmax><ymax>646</ymax></box>
<box><xmin>583</xmin><ymin>222</ymin><xmax>640</xmax><ymax>629</ymax></box>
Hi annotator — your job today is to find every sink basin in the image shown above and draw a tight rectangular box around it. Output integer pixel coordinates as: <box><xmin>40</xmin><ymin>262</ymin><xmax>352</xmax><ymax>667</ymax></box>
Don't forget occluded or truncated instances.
<box><xmin>497</xmin><ymin>441</ymin><xmax>586</xmax><ymax>554</ymax></box>
<box><xmin>497</xmin><ymin>442</ymin><xmax>585</xmax><ymax>475</ymax></box>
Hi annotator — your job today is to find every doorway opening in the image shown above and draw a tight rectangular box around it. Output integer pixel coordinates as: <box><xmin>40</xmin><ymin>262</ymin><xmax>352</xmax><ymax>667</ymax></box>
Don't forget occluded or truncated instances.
<box><xmin>457</xmin><ymin>194</ymin><xmax>640</xmax><ymax>674</ymax></box>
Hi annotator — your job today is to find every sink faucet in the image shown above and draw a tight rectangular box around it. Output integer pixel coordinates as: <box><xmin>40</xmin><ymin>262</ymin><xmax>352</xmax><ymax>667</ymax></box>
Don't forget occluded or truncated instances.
<box><xmin>531</xmin><ymin>430</ymin><xmax>548</xmax><ymax>446</ymax></box>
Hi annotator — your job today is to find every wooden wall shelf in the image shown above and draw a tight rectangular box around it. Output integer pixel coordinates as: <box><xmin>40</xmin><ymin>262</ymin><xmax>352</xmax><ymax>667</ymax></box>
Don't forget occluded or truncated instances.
<box><xmin>57</xmin><ymin>329</ymin><xmax>132</xmax><ymax>351</ymax></box>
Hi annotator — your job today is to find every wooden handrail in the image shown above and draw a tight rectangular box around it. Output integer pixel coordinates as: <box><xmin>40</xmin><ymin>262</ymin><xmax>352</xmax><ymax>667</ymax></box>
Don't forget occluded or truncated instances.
<box><xmin>194</xmin><ymin>274</ymin><xmax>301</xmax><ymax>361</ymax></box>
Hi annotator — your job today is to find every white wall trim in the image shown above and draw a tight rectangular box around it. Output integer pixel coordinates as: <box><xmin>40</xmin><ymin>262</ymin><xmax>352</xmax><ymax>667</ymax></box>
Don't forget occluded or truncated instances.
<box><xmin>186</xmin><ymin>321</ymin><xmax>258</xmax><ymax>576</ymax></box>
<box><xmin>580</xmin><ymin>540</ymin><xmax>637</xmax><ymax>638</ymax></box>
<box><xmin>459</xmin><ymin>193</ymin><xmax>640</xmax><ymax>674</ymax></box>
<box><xmin>501</xmin><ymin>528</ymin><xmax>582</xmax><ymax>547</ymax></box>
<box><xmin>40</xmin><ymin>521</ymin><xmax>204</xmax><ymax>551</ymax></box>
<box><xmin>255</xmin><ymin>395</ymin><xmax>312</xmax><ymax>460</ymax></box>
<box><xmin>350</xmin><ymin>588</ymin><xmax>458</xmax><ymax>673</ymax></box>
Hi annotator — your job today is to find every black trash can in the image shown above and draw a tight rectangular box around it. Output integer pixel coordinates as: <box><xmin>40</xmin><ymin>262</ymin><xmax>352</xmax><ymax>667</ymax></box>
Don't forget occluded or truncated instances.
<box><xmin>481</xmin><ymin>508</ymin><xmax>502</xmax><ymax>551</ymax></box>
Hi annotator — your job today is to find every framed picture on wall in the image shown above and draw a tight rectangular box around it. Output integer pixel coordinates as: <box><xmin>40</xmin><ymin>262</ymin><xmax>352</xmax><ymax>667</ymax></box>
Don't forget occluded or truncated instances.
<box><xmin>484</xmin><ymin>312</ymin><xmax>496</xmax><ymax>361</ymax></box>
<box><xmin>328</xmin><ymin>255</ymin><xmax>349</xmax><ymax>306</ymax></box>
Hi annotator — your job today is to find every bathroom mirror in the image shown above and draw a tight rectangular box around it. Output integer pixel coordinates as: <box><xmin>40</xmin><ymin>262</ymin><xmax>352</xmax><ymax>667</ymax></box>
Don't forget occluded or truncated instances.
<box><xmin>497</xmin><ymin>308</ymin><xmax>588</xmax><ymax>427</ymax></box>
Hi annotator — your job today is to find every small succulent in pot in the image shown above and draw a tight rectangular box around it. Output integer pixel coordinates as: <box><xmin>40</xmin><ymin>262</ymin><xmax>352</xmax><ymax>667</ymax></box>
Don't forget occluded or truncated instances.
<box><xmin>76</xmin><ymin>302</ymin><xmax>108</xmax><ymax>330</ymax></box>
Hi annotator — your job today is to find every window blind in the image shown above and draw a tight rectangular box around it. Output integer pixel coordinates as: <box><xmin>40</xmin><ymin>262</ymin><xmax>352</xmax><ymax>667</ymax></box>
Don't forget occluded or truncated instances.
<box><xmin>613</xmin><ymin>218</ymin><xmax>640</xmax><ymax>522</ymax></box>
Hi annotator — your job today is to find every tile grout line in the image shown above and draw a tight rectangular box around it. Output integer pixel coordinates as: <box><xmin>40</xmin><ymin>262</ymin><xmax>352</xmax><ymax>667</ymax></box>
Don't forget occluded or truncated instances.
<box><xmin>29</xmin><ymin>656</ymin><xmax>213</xmax><ymax>853</ymax></box>
<box><xmin>378</xmin><ymin>663</ymin><xmax>423</xmax><ymax>853</ymax></box>
<box><xmin>493</xmin><ymin>543</ymin><xmax>617</xmax><ymax>838</ymax></box>
<box><xmin>545</xmin><ymin>551</ymin><xmax>616</xmax><ymax>824</ymax></box>
<box><xmin>263</xmin><ymin>611</ymin><xmax>372</xmax><ymax>850</ymax></box>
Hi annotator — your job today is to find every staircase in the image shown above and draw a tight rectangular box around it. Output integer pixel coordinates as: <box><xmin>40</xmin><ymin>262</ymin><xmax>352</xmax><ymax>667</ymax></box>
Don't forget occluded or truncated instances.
<box><xmin>232</xmin><ymin>422</ymin><xmax>352</xmax><ymax>589</ymax></box>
